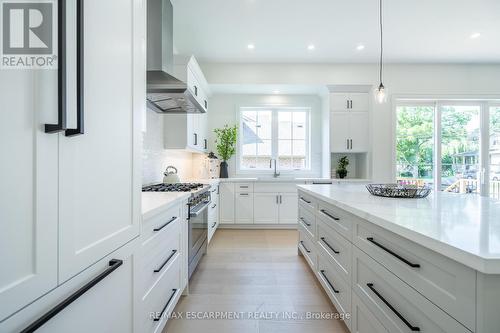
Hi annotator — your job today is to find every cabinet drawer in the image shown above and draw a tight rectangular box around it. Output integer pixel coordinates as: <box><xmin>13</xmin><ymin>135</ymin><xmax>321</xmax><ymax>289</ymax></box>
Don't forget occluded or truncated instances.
<box><xmin>254</xmin><ymin>182</ymin><xmax>297</xmax><ymax>193</ymax></box>
<box><xmin>140</xmin><ymin>254</ymin><xmax>181</xmax><ymax>333</ymax></box>
<box><xmin>235</xmin><ymin>183</ymin><xmax>254</xmax><ymax>192</ymax></box>
<box><xmin>351</xmin><ymin>293</ymin><xmax>391</xmax><ymax>333</ymax></box>
<box><xmin>208</xmin><ymin>200</ymin><xmax>218</xmax><ymax>219</ymax></box>
<box><xmin>317</xmin><ymin>253</ymin><xmax>351</xmax><ymax>329</ymax></box>
<box><xmin>298</xmin><ymin>206</ymin><xmax>315</xmax><ymax>238</ymax></box>
<box><xmin>235</xmin><ymin>192</ymin><xmax>254</xmax><ymax>224</ymax></box>
<box><xmin>298</xmin><ymin>224</ymin><xmax>316</xmax><ymax>270</ymax></box>
<box><xmin>354</xmin><ymin>220</ymin><xmax>475</xmax><ymax>330</ymax></box>
<box><xmin>317</xmin><ymin>201</ymin><xmax>353</xmax><ymax>241</ymax></box>
<box><xmin>143</xmin><ymin>203</ymin><xmax>182</xmax><ymax>243</ymax></box>
<box><xmin>298</xmin><ymin>191</ymin><xmax>316</xmax><ymax>213</ymax></box>
<box><xmin>317</xmin><ymin>218</ymin><xmax>352</xmax><ymax>282</ymax></box>
<box><xmin>353</xmin><ymin>247</ymin><xmax>470</xmax><ymax>333</ymax></box>
<box><xmin>139</xmin><ymin>219</ymin><xmax>181</xmax><ymax>295</ymax></box>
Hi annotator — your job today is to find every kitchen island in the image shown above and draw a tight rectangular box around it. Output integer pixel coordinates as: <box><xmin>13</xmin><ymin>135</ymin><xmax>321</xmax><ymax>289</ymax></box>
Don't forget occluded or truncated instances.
<box><xmin>297</xmin><ymin>183</ymin><xmax>500</xmax><ymax>333</ymax></box>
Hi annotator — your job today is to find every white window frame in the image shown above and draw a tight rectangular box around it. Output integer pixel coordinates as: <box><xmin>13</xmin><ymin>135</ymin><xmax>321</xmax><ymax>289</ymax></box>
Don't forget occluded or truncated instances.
<box><xmin>236</xmin><ymin>106</ymin><xmax>311</xmax><ymax>174</ymax></box>
<box><xmin>392</xmin><ymin>95</ymin><xmax>500</xmax><ymax>196</ymax></box>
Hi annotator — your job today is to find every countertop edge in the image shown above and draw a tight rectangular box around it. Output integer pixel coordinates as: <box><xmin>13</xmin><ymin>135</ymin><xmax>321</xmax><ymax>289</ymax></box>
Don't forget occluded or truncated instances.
<box><xmin>297</xmin><ymin>185</ymin><xmax>500</xmax><ymax>274</ymax></box>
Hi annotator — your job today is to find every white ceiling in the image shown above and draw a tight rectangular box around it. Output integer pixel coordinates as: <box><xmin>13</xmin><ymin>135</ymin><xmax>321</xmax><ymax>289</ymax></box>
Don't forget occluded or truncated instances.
<box><xmin>171</xmin><ymin>0</ymin><xmax>500</xmax><ymax>64</ymax></box>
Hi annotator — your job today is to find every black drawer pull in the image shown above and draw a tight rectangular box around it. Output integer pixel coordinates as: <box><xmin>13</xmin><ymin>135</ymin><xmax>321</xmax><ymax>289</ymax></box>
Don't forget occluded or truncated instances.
<box><xmin>211</xmin><ymin>204</ymin><xmax>217</xmax><ymax>209</ymax></box>
<box><xmin>320</xmin><ymin>237</ymin><xmax>340</xmax><ymax>254</ymax></box>
<box><xmin>300</xmin><ymin>217</ymin><xmax>311</xmax><ymax>227</ymax></box>
<box><xmin>211</xmin><ymin>221</ymin><xmax>216</xmax><ymax>228</ymax></box>
<box><xmin>320</xmin><ymin>270</ymin><xmax>339</xmax><ymax>293</ymax></box>
<box><xmin>367</xmin><ymin>237</ymin><xmax>420</xmax><ymax>268</ymax></box>
<box><xmin>367</xmin><ymin>283</ymin><xmax>420</xmax><ymax>331</ymax></box>
<box><xmin>153</xmin><ymin>289</ymin><xmax>178</xmax><ymax>322</ymax></box>
<box><xmin>153</xmin><ymin>250</ymin><xmax>177</xmax><ymax>273</ymax></box>
<box><xmin>20</xmin><ymin>259</ymin><xmax>123</xmax><ymax>333</ymax></box>
<box><xmin>153</xmin><ymin>216</ymin><xmax>177</xmax><ymax>232</ymax></box>
<box><xmin>300</xmin><ymin>196</ymin><xmax>311</xmax><ymax>204</ymax></box>
<box><xmin>320</xmin><ymin>209</ymin><xmax>340</xmax><ymax>221</ymax></box>
<box><xmin>300</xmin><ymin>241</ymin><xmax>311</xmax><ymax>253</ymax></box>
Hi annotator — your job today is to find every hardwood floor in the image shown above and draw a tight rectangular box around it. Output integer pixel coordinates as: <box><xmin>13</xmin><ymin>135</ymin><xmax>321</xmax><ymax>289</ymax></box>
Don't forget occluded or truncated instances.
<box><xmin>164</xmin><ymin>229</ymin><xmax>349</xmax><ymax>333</ymax></box>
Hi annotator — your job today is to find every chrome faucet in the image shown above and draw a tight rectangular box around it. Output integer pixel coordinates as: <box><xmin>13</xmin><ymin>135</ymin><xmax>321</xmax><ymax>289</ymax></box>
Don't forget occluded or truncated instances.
<box><xmin>270</xmin><ymin>159</ymin><xmax>280</xmax><ymax>178</ymax></box>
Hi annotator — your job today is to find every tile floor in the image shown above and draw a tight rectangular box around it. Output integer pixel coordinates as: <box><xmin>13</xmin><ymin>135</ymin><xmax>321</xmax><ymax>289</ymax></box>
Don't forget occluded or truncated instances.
<box><xmin>163</xmin><ymin>229</ymin><xmax>349</xmax><ymax>333</ymax></box>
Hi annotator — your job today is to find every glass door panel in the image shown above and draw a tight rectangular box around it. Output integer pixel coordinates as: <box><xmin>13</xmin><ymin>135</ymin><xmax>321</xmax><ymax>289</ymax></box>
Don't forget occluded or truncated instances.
<box><xmin>440</xmin><ymin>105</ymin><xmax>480</xmax><ymax>194</ymax></box>
<box><xmin>490</xmin><ymin>106</ymin><xmax>500</xmax><ymax>199</ymax></box>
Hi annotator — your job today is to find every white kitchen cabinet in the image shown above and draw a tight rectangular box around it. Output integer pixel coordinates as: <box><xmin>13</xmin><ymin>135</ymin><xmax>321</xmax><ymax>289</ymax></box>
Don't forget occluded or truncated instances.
<box><xmin>58</xmin><ymin>0</ymin><xmax>143</xmax><ymax>282</ymax></box>
<box><xmin>254</xmin><ymin>193</ymin><xmax>280</xmax><ymax>224</ymax></box>
<box><xmin>278</xmin><ymin>193</ymin><xmax>298</xmax><ymax>224</ymax></box>
<box><xmin>208</xmin><ymin>184</ymin><xmax>220</xmax><ymax>242</ymax></box>
<box><xmin>330</xmin><ymin>111</ymin><xmax>369</xmax><ymax>153</ymax></box>
<box><xmin>219</xmin><ymin>182</ymin><xmax>235</xmax><ymax>224</ymax></box>
<box><xmin>330</xmin><ymin>93</ymin><xmax>369</xmax><ymax>112</ymax></box>
<box><xmin>0</xmin><ymin>239</ymin><xmax>138</xmax><ymax>333</ymax></box>
<box><xmin>235</xmin><ymin>192</ymin><xmax>254</xmax><ymax>224</ymax></box>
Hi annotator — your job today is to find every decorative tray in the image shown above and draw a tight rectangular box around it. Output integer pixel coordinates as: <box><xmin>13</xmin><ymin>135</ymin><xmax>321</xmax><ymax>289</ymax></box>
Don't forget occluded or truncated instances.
<box><xmin>366</xmin><ymin>184</ymin><xmax>431</xmax><ymax>199</ymax></box>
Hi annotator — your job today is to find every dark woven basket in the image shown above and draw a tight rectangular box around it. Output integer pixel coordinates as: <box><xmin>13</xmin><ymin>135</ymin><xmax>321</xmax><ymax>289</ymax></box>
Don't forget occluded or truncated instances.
<box><xmin>366</xmin><ymin>184</ymin><xmax>431</xmax><ymax>199</ymax></box>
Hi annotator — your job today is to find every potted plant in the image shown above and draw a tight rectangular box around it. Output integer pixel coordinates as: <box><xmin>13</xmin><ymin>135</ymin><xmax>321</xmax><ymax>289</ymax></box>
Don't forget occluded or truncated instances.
<box><xmin>336</xmin><ymin>156</ymin><xmax>349</xmax><ymax>179</ymax></box>
<box><xmin>214</xmin><ymin>125</ymin><xmax>238</xmax><ymax>178</ymax></box>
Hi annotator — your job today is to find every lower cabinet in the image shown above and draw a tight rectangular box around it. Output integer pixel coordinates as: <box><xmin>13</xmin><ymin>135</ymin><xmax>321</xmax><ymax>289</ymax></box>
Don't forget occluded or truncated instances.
<box><xmin>0</xmin><ymin>239</ymin><xmax>138</xmax><ymax>333</ymax></box>
<box><xmin>208</xmin><ymin>183</ymin><xmax>220</xmax><ymax>243</ymax></box>
<box><xmin>219</xmin><ymin>182</ymin><xmax>235</xmax><ymax>224</ymax></box>
<box><xmin>297</xmin><ymin>189</ymin><xmax>473</xmax><ymax>333</ymax></box>
<box><xmin>234</xmin><ymin>192</ymin><xmax>254</xmax><ymax>224</ymax></box>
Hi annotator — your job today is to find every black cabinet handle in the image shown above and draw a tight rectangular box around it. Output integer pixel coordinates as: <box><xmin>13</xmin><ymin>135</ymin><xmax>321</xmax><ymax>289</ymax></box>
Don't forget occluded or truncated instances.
<box><xmin>194</xmin><ymin>133</ymin><xmax>198</xmax><ymax>145</ymax></box>
<box><xmin>211</xmin><ymin>221</ymin><xmax>216</xmax><ymax>228</ymax></box>
<box><xmin>367</xmin><ymin>283</ymin><xmax>420</xmax><ymax>331</ymax></box>
<box><xmin>65</xmin><ymin>0</ymin><xmax>84</xmax><ymax>136</ymax></box>
<box><xmin>367</xmin><ymin>237</ymin><xmax>420</xmax><ymax>268</ymax></box>
<box><xmin>20</xmin><ymin>259</ymin><xmax>123</xmax><ymax>333</ymax></box>
<box><xmin>211</xmin><ymin>204</ymin><xmax>216</xmax><ymax>209</ymax></box>
<box><xmin>194</xmin><ymin>85</ymin><xmax>198</xmax><ymax>96</ymax></box>
<box><xmin>204</xmin><ymin>100</ymin><xmax>207</xmax><ymax>109</ymax></box>
<box><xmin>300</xmin><ymin>196</ymin><xmax>311</xmax><ymax>204</ymax></box>
<box><xmin>204</xmin><ymin>139</ymin><xmax>207</xmax><ymax>150</ymax></box>
<box><xmin>153</xmin><ymin>250</ymin><xmax>177</xmax><ymax>273</ymax></box>
<box><xmin>153</xmin><ymin>289</ymin><xmax>178</xmax><ymax>322</ymax></box>
<box><xmin>346</xmin><ymin>100</ymin><xmax>349</xmax><ymax>109</ymax></box>
<box><xmin>300</xmin><ymin>217</ymin><xmax>311</xmax><ymax>227</ymax></box>
<box><xmin>45</xmin><ymin>0</ymin><xmax>67</xmax><ymax>133</ymax></box>
<box><xmin>279</xmin><ymin>195</ymin><xmax>282</xmax><ymax>204</ymax></box>
<box><xmin>320</xmin><ymin>237</ymin><xmax>340</xmax><ymax>254</ymax></box>
<box><xmin>320</xmin><ymin>270</ymin><xmax>339</xmax><ymax>293</ymax></box>
<box><xmin>320</xmin><ymin>209</ymin><xmax>340</xmax><ymax>221</ymax></box>
<box><xmin>153</xmin><ymin>216</ymin><xmax>177</xmax><ymax>232</ymax></box>
<box><xmin>300</xmin><ymin>241</ymin><xmax>311</xmax><ymax>253</ymax></box>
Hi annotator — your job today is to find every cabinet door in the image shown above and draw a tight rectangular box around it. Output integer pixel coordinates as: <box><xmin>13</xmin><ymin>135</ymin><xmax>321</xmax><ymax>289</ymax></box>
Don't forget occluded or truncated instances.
<box><xmin>349</xmin><ymin>93</ymin><xmax>369</xmax><ymax>112</ymax></box>
<box><xmin>351</xmin><ymin>293</ymin><xmax>390</xmax><ymax>333</ymax></box>
<box><xmin>219</xmin><ymin>183</ymin><xmax>235</xmax><ymax>224</ymax></box>
<box><xmin>330</xmin><ymin>112</ymin><xmax>350</xmax><ymax>152</ymax></box>
<box><xmin>254</xmin><ymin>193</ymin><xmax>279</xmax><ymax>224</ymax></box>
<box><xmin>0</xmin><ymin>72</ymin><xmax>58</xmax><ymax>320</ymax></box>
<box><xmin>235</xmin><ymin>192</ymin><xmax>254</xmax><ymax>224</ymax></box>
<box><xmin>278</xmin><ymin>193</ymin><xmax>298</xmax><ymax>224</ymax></box>
<box><xmin>349</xmin><ymin>112</ymin><xmax>369</xmax><ymax>152</ymax></box>
<box><xmin>330</xmin><ymin>93</ymin><xmax>350</xmax><ymax>112</ymax></box>
<box><xmin>58</xmin><ymin>0</ymin><xmax>143</xmax><ymax>282</ymax></box>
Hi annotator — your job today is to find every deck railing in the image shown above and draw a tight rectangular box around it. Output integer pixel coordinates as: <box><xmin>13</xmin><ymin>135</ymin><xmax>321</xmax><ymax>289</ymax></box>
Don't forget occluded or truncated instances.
<box><xmin>396</xmin><ymin>178</ymin><xmax>500</xmax><ymax>199</ymax></box>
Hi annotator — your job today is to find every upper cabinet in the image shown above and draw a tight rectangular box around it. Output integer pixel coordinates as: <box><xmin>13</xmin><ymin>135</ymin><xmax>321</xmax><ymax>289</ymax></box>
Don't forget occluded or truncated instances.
<box><xmin>329</xmin><ymin>92</ymin><xmax>370</xmax><ymax>153</ymax></box>
<box><xmin>330</xmin><ymin>93</ymin><xmax>370</xmax><ymax>112</ymax></box>
<box><xmin>164</xmin><ymin>56</ymin><xmax>210</xmax><ymax>153</ymax></box>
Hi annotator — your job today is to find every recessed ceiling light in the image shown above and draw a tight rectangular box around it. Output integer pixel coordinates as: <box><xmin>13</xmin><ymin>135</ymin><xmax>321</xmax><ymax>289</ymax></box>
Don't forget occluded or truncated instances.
<box><xmin>307</xmin><ymin>44</ymin><xmax>315</xmax><ymax>51</ymax></box>
<box><xmin>356</xmin><ymin>44</ymin><xmax>365</xmax><ymax>51</ymax></box>
<box><xmin>247</xmin><ymin>43</ymin><xmax>255</xmax><ymax>50</ymax></box>
<box><xmin>273</xmin><ymin>90</ymin><xmax>280</xmax><ymax>94</ymax></box>
<box><xmin>470</xmin><ymin>32</ymin><xmax>481</xmax><ymax>39</ymax></box>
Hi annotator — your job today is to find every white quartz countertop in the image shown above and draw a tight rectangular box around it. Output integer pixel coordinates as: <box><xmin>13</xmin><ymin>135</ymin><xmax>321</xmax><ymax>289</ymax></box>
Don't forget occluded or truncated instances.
<box><xmin>297</xmin><ymin>183</ymin><xmax>500</xmax><ymax>274</ymax></box>
<box><xmin>216</xmin><ymin>177</ymin><xmax>371</xmax><ymax>183</ymax></box>
<box><xmin>142</xmin><ymin>192</ymin><xmax>190</xmax><ymax>220</ymax></box>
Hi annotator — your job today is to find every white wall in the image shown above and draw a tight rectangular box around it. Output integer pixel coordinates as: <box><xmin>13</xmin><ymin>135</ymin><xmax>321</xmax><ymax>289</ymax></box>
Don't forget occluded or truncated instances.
<box><xmin>142</xmin><ymin>110</ymin><xmax>195</xmax><ymax>184</ymax></box>
<box><xmin>200</xmin><ymin>63</ymin><xmax>500</xmax><ymax>182</ymax></box>
<box><xmin>207</xmin><ymin>94</ymin><xmax>323</xmax><ymax>178</ymax></box>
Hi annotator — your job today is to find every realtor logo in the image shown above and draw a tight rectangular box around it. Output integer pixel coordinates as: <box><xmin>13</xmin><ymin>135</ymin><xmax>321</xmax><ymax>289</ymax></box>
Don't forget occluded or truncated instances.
<box><xmin>1</xmin><ymin>0</ymin><xmax>57</xmax><ymax>69</ymax></box>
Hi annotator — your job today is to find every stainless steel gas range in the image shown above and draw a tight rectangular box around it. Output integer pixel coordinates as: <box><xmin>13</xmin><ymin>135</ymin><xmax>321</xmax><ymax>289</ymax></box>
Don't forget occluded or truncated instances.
<box><xmin>142</xmin><ymin>183</ymin><xmax>210</xmax><ymax>278</ymax></box>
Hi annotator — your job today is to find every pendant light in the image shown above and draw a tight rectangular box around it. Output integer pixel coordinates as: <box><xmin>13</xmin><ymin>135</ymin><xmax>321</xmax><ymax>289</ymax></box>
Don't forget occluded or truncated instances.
<box><xmin>375</xmin><ymin>0</ymin><xmax>387</xmax><ymax>103</ymax></box>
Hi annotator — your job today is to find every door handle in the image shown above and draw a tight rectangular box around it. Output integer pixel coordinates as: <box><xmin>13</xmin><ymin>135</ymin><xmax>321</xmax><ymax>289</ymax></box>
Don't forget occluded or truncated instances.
<box><xmin>367</xmin><ymin>237</ymin><xmax>420</xmax><ymax>268</ymax></box>
<box><xmin>204</xmin><ymin>139</ymin><xmax>207</xmax><ymax>150</ymax></box>
<box><xmin>279</xmin><ymin>195</ymin><xmax>282</xmax><ymax>204</ymax></box>
<box><xmin>45</xmin><ymin>0</ymin><xmax>68</xmax><ymax>133</ymax></box>
<box><xmin>276</xmin><ymin>195</ymin><xmax>279</xmax><ymax>204</ymax></box>
<box><xmin>350</xmin><ymin>139</ymin><xmax>353</xmax><ymax>150</ymax></box>
<box><xmin>153</xmin><ymin>250</ymin><xmax>177</xmax><ymax>273</ymax></box>
<box><xmin>153</xmin><ymin>289</ymin><xmax>178</xmax><ymax>321</ymax></box>
<box><xmin>65</xmin><ymin>0</ymin><xmax>85</xmax><ymax>136</ymax></box>
<box><xmin>346</xmin><ymin>139</ymin><xmax>349</xmax><ymax>150</ymax></box>
<box><xmin>194</xmin><ymin>133</ymin><xmax>198</xmax><ymax>145</ymax></box>
<box><xmin>320</xmin><ymin>270</ymin><xmax>340</xmax><ymax>293</ymax></box>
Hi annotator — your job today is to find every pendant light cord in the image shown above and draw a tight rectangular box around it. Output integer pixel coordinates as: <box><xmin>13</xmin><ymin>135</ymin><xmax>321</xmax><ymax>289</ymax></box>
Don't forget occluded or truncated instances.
<box><xmin>379</xmin><ymin>0</ymin><xmax>383</xmax><ymax>86</ymax></box>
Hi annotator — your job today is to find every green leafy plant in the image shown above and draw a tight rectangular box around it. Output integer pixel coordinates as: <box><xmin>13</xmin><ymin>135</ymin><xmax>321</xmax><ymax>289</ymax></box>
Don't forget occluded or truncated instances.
<box><xmin>214</xmin><ymin>125</ymin><xmax>238</xmax><ymax>161</ymax></box>
<box><xmin>337</xmin><ymin>156</ymin><xmax>349</xmax><ymax>179</ymax></box>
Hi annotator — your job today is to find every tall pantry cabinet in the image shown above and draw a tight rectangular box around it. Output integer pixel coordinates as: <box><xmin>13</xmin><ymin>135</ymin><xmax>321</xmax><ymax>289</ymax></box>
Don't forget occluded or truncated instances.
<box><xmin>0</xmin><ymin>0</ymin><xmax>145</xmax><ymax>331</ymax></box>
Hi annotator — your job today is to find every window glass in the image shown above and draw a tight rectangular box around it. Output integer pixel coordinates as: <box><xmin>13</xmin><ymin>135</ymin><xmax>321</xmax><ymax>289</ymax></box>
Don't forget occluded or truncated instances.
<box><xmin>490</xmin><ymin>106</ymin><xmax>500</xmax><ymax>199</ymax></box>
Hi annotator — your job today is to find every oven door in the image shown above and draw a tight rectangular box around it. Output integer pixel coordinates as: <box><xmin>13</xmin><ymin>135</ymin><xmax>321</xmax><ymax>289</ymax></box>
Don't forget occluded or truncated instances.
<box><xmin>188</xmin><ymin>201</ymin><xmax>208</xmax><ymax>277</ymax></box>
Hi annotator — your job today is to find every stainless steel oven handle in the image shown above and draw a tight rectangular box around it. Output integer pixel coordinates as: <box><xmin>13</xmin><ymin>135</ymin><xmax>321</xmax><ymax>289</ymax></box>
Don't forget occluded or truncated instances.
<box><xmin>189</xmin><ymin>201</ymin><xmax>210</xmax><ymax>217</ymax></box>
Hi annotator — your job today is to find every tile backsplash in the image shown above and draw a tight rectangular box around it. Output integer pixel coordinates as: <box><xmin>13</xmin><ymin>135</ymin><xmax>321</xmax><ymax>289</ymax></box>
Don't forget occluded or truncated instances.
<box><xmin>142</xmin><ymin>110</ymin><xmax>195</xmax><ymax>185</ymax></box>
